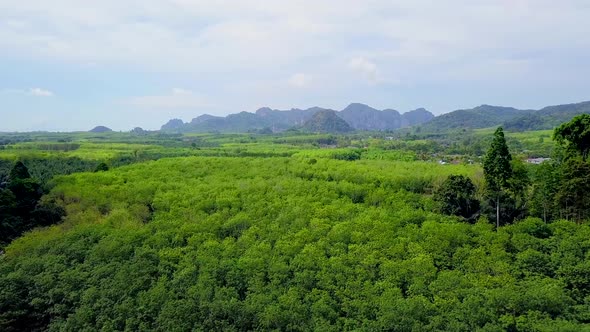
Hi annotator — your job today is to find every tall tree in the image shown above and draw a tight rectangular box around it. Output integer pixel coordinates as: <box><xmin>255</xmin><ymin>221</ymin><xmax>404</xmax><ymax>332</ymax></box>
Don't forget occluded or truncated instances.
<box><xmin>529</xmin><ymin>161</ymin><xmax>559</xmax><ymax>223</ymax></box>
<box><xmin>555</xmin><ymin>158</ymin><xmax>590</xmax><ymax>222</ymax></box>
<box><xmin>483</xmin><ymin>127</ymin><xmax>513</xmax><ymax>229</ymax></box>
<box><xmin>9</xmin><ymin>161</ymin><xmax>31</xmax><ymax>181</ymax></box>
<box><xmin>507</xmin><ymin>159</ymin><xmax>530</xmax><ymax>218</ymax></box>
<box><xmin>553</xmin><ymin>115</ymin><xmax>590</xmax><ymax>222</ymax></box>
<box><xmin>553</xmin><ymin>114</ymin><xmax>590</xmax><ymax>160</ymax></box>
<box><xmin>7</xmin><ymin>161</ymin><xmax>42</xmax><ymax>217</ymax></box>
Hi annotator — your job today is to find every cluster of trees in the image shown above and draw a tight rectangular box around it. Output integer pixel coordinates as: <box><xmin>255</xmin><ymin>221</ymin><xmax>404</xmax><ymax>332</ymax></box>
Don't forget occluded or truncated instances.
<box><xmin>435</xmin><ymin>115</ymin><xmax>590</xmax><ymax>226</ymax></box>
<box><xmin>0</xmin><ymin>162</ymin><xmax>64</xmax><ymax>246</ymax></box>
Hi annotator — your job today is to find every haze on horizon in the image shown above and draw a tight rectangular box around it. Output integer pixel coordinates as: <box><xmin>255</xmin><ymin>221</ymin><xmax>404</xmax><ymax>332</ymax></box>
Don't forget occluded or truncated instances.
<box><xmin>1</xmin><ymin>1</ymin><xmax>589</xmax><ymax>132</ymax></box>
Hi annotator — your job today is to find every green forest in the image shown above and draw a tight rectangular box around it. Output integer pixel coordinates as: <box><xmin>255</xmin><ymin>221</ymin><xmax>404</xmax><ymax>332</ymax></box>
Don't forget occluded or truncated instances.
<box><xmin>1</xmin><ymin>116</ymin><xmax>590</xmax><ymax>331</ymax></box>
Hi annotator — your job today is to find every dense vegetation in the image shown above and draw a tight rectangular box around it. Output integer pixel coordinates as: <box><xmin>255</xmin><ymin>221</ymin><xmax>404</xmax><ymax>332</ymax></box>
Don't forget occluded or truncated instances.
<box><xmin>1</xmin><ymin>118</ymin><xmax>590</xmax><ymax>331</ymax></box>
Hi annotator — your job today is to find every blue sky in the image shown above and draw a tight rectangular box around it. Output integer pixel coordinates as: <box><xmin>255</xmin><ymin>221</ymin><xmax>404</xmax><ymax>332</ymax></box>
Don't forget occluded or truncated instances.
<box><xmin>1</xmin><ymin>0</ymin><xmax>589</xmax><ymax>131</ymax></box>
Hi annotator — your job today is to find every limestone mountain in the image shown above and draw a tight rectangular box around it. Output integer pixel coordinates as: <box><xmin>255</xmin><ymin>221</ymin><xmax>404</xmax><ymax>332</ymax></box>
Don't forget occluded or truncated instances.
<box><xmin>255</xmin><ymin>107</ymin><xmax>324</xmax><ymax>129</ymax></box>
<box><xmin>339</xmin><ymin>103</ymin><xmax>402</xmax><ymax>130</ymax></box>
<box><xmin>301</xmin><ymin>109</ymin><xmax>353</xmax><ymax>133</ymax></box>
<box><xmin>402</xmin><ymin>108</ymin><xmax>436</xmax><ymax>127</ymax></box>
<box><xmin>160</xmin><ymin>119</ymin><xmax>185</xmax><ymax>131</ymax></box>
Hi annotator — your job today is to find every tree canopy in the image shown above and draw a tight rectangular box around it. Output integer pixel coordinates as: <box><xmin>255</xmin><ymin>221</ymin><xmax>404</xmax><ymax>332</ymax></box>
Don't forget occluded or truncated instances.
<box><xmin>0</xmin><ymin>155</ymin><xmax>588</xmax><ymax>331</ymax></box>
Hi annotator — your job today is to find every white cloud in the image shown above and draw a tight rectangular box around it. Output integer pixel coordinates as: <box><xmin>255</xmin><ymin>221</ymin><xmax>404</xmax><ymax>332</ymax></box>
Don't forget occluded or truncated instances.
<box><xmin>1</xmin><ymin>88</ymin><xmax>54</xmax><ymax>97</ymax></box>
<box><xmin>1</xmin><ymin>0</ymin><xmax>590</xmax><ymax>124</ymax></box>
<box><xmin>123</xmin><ymin>89</ymin><xmax>213</xmax><ymax>109</ymax></box>
<box><xmin>288</xmin><ymin>73</ymin><xmax>311</xmax><ymax>88</ymax></box>
<box><xmin>0</xmin><ymin>1</ymin><xmax>588</xmax><ymax>83</ymax></box>
<box><xmin>348</xmin><ymin>57</ymin><xmax>380</xmax><ymax>84</ymax></box>
<box><xmin>171</xmin><ymin>88</ymin><xmax>193</xmax><ymax>96</ymax></box>
<box><xmin>29</xmin><ymin>88</ymin><xmax>54</xmax><ymax>97</ymax></box>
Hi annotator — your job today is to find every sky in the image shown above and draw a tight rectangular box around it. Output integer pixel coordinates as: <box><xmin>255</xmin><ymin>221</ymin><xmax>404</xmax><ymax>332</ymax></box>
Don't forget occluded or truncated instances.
<box><xmin>1</xmin><ymin>0</ymin><xmax>589</xmax><ymax>132</ymax></box>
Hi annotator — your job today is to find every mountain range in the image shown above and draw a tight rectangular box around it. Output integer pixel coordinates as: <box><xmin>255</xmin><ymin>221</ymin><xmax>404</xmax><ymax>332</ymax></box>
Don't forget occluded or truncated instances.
<box><xmin>159</xmin><ymin>100</ymin><xmax>590</xmax><ymax>134</ymax></box>
<box><xmin>160</xmin><ymin>103</ymin><xmax>434</xmax><ymax>133</ymax></box>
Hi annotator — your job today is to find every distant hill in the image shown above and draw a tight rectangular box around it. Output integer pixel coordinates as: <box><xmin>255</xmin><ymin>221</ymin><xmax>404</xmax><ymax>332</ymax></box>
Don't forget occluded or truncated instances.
<box><xmin>402</xmin><ymin>108</ymin><xmax>436</xmax><ymax>127</ymax></box>
<box><xmin>420</xmin><ymin>105</ymin><xmax>534</xmax><ymax>132</ymax></box>
<box><xmin>89</xmin><ymin>126</ymin><xmax>113</xmax><ymax>133</ymax></box>
<box><xmin>301</xmin><ymin>110</ymin><xmax>353</xmax><ymax>133</ymax></box>
<box><xmin>161</xmin><ymin>119</ymin><xmax>184</xmax><ymax>131</ymax></box>
<box><xmin>339</xmin><ymin>103</ymin><xmax>402</xmax><ymax>130</ymax></box>
<box><xmin>417</xmin><ymin>101</ymin><xmax>590</xmax><ymax>132</ymax></box>
<box><xmin>503</xmin><ymin>101</ymin><xmax>590</xmax><ymax>131</ymax></box>
<box><xmin>190</xmin><ymin>114</ymin><xmax>223</xmax><ymax>125</ymax></box>
<box><xmin>160</xmin><ymin>103</ymin><xmax>434</xmax><ymax>133</ymax></box>
<box><xmin>255</xmin><ymin>107</ymin><xmax>323</xmax><ymax>130</ymax></box>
